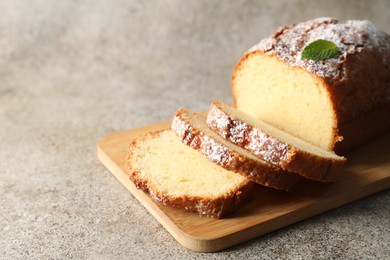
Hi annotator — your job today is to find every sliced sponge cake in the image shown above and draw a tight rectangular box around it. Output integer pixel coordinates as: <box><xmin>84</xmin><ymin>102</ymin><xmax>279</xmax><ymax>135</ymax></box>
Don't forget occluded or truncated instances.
<box><xmin>207</xmin><ymin>101</ymin><xmax>346</xmax><ymax>181</ymax></box>
<box><xmin>126</xmin><ymin>130</ymin><xmax>254</xmax><ymax>218</ymax></box>
<box><xmin>172</xmin><ymin>109</ymin><xmax>301</xmax><ymax>191</ymax></box>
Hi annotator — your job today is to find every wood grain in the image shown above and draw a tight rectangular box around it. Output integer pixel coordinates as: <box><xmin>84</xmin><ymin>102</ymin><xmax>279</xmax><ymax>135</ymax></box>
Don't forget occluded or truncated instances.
<box><xmin>97</xmin><ymin>120</ymin><xmax>390</xmax><ymax>252</ymax></box>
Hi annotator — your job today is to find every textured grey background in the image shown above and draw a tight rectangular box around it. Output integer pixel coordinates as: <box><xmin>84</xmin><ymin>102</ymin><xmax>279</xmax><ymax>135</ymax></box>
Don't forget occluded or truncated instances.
<box><xmin>0</xmin><ymin>0</ymin><xmax>389</xmax><ymax>259</ymax></box>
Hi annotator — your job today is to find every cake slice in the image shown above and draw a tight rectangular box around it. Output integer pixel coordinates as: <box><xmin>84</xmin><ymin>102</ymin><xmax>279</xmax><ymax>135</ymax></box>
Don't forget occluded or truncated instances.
<box><xmin>126</xmin><ymin>129</ymin><xmax>254</xmax><ymax>218</ymax></box>
<box><xmin>232</xmin><ymin>18</ymin><xmax>390</xmax><ymax>153</ymax></box>
<box><xmin>207</xmin><ymin>101</ymin><xmax>347</xmax><ymax>181</ymax></box>
<box><xmin>172</xmin><ymin>109</ymin><xmax>301</xmax><ymax>191</ymax></box>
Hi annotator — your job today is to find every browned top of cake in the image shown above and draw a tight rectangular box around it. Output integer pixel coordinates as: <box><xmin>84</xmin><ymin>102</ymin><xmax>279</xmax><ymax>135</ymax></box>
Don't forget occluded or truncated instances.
<box><xmin>250</xmin><ymin>18</ymin><xmax>390</xmax><ymax>84</ymax></box>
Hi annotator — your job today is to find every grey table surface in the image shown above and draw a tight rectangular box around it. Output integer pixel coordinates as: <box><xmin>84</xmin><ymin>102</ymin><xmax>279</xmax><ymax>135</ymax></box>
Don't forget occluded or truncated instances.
<box><xmin>1</xmin><ymin>1</ymin><xmax>389</xmax><ymax>259</ymax></box>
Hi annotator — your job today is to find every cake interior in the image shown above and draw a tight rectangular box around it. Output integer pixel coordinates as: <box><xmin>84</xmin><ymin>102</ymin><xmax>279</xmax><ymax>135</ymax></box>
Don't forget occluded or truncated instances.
<box><xmin>233</xmin><ymin>52</ymin><xmax>337</xmax><ymax>150</ymax></box>
<box><xmin>129</xmin><ymin>130</ymin><xmax>249</xmax><ymax>198</ymax></box>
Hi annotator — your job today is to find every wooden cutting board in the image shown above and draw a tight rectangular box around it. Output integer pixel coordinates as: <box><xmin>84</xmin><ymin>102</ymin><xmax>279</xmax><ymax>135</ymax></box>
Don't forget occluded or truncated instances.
<box><xmin>97</xmin><ymin>120</ymin><xmax>390</xmax><ymax>252</ymax></box>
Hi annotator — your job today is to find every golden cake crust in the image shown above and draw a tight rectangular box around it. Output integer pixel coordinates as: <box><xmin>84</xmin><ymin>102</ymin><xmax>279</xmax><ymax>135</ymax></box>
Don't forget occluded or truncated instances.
<box><xmin>172</xmin><ymin>109</ymin><xmax>302</xmax><ymax>191</ymax></box>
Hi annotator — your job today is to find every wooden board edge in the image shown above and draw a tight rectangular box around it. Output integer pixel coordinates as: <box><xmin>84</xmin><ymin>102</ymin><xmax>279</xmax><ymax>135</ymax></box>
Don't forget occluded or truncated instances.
<box><xmin>199</xmin><ymin>176</ymin><xmax>390</xmax><ymax>252</ymax></box>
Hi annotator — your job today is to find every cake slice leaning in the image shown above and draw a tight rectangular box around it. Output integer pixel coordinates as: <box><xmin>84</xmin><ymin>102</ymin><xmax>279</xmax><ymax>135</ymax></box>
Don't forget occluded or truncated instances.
<box><xmin>172</xmin><ymin>109</ymin><xmax>302</xmax><ymax>191</ymax></box>
<box><xmin>126</xmin><ymin>129</ymin><xmax>254</xmax><ymax>218</ymax></box>
<box><xmin>207</xmin><ymin>101</ymin><xmax>347</xmax><ymax>182</ymax></box>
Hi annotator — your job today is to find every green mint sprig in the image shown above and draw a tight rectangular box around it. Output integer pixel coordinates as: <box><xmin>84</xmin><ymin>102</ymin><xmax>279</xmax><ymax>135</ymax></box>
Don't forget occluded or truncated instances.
<box><xmin>301</xmin><ymin>39</ymin><xmax>339</xmax><ymax>61</ymax></box>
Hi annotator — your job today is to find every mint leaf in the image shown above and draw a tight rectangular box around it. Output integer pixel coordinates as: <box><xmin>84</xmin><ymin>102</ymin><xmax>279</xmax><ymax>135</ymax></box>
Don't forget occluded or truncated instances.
<box><xmin>301</xmin><ymin>39</ymin><xmax>339</xmax><ymax>61</ymax></box>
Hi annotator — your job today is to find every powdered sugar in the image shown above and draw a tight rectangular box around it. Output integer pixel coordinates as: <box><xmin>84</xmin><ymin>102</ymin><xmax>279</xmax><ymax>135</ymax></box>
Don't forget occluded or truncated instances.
<box><xmin>202</xmin><ymin>136</ymin><xmax>233</xmax><ymax>166</ymax></box>
<box><xmin>172</xmin><ymin>112</ymin><xmax>235</xmax><ymax>166</ymax></box>
<box><xmin>207</xmin><ymin>104</ymin><xmax>291</xmax><ymax>167</ymax></box>
<box><xmin>246</xmin><ymin>129</ymin><xmax>289</xmax><ymax>166</ymax></box>
<box><xmin>250</xmin><ymin>18</ymin><xmax>390</xmax><ymax>82</ymax></box>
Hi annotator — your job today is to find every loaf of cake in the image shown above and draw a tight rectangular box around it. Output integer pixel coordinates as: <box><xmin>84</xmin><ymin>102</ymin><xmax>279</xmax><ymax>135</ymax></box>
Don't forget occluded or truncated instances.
<box><xmin>232</xmin><ymin>18</ymin><xmax>390</xmax><ymax>153</ymax></box>
<box><xmin>207</xmin><ymin>101</ymin><xmax>346</xmax><ymax>181</ymax></box>
<box><xmin>126</xmin><ymin>18</ymin><xmax>390</xmax><ymax>218</ymax></box>
<box><xmin>126</xmin><ymin>130</ymin><xmax>254</xmax><ymax>218</ymax></box>
<box><xmin>172</xmin><ymin>109</ymin><xmax>302</xmax><ymax>191</ymax></box>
